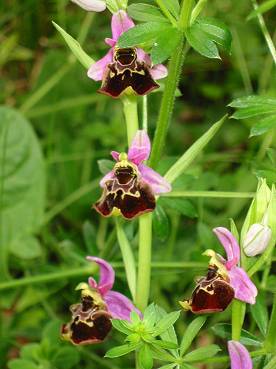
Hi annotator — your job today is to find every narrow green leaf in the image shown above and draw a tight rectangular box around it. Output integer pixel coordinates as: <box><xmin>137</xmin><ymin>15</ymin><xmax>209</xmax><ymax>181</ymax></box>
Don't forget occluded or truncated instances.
<box><xmin>164</xmin><ymin>115</ymin><xmax>227</xmax><ymax>184</ymax></box>
<box><xmin>105</xmin><ymin>342</ymin><xmax>140</xmax><ymax>358</ymax></box>
<box><xmin>180</xmin><ymin>316</ymin><xmax>207</xmax><ymax>356</ymax></box>
<box><xmin>139</xmin><ymin>344</ymin><xmax>153</xmax><ymax>369</ymax></box>
<box><xmin>112</xmin><ymin>319</ymin><xmax>133</xmax><ymax>335</ymax></box>
<box><xmin>211</xmin><ymin>323</ymin><xmax>262</xmax><ymax>346</ymax></box>
<box><xmin>250</xmin><ymin>116</ymin><xmax>276</xmax><ymax>137</ymax></box>
<box><xmin>128</xmin><ymin>4</ymin><xmax>169</xmax><ymax>23</ymax></box>
<box><xmin>263</xmin><ymin>356</ymin><xmax>276</xmax><ymax>369</ymax></box>
<box><xmin>152</xmin><ymin>340</ymin><xmax>179</xmax><ymax>349</ymax></box>
<box><xmin>157</xmin><ymin>364</ymin><xmax>176</xmax><ymax>369</ymax></box>
<box><xmin>247</xmin><ymin>0</ymin><xmax>276</xmax><ymax>19</ymax></box>
<box><xmin>183</xmin><ymin>345</ymin><xmax>221</xmax><ymax>362</ymax></box>
<box><xmin>52</xmin><ymin>21</ymin><xmax>94</xmax><ymax>68</ymax></box>
<box><xmin>162</xmin><ymin>0</ymin><xmax>180</xmax><ymax>18</ymax></box>
<box><xmin>115</xmin><ymin>220</ymin><xmax>136</xmax><ymax>300</ymax></box>
<box><xmin>118</xmin><ymin>22</ymin><xmax>171</xmax><ymax>48</ymax></box>
<box><xmin>153</xmin><ymin>204</ymin><xmax>169</xmax><ymax>241</ymax></box>
<box><xmin>152</xmin><ymin>311</ymin><xmax>180</xmax><ymax>337</ymax></box>
<box><xmin>250</xmin><ymin>293</ymin><xmax>269</xmax><ymax>336</ymax></box>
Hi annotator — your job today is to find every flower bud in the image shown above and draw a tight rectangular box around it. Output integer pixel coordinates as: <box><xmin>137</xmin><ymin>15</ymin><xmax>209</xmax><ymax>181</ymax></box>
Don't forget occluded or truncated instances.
<box><xmin>243</xmin><ymin>223</ymin><xmax>272</xmax><ymax>257</ymax></box>
<box><xmin>71</xmin><ymin>0</ymin><xmax>106</xmax><ymax>12</ymax></box>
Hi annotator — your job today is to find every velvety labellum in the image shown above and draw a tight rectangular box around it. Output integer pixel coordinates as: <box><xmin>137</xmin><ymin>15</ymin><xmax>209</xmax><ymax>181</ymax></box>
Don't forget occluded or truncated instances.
<box><xmin>94</xmin><ymin>160</ymin><xmax>156</xmax><ymax>219</ymax></box>
<box><xmin>180</xmin><ymin>266</ymin><xmax>235</xmax><ymax>314</ymax></box>
<box><xmin>98</xmin><ymin>47</ymin><xmax>159</xmax><ymax>98</ymax></box>
<box><xmin>61</xmin><ymin>292</ymin><xmax>112</xmax><ymax>345</ymax></box>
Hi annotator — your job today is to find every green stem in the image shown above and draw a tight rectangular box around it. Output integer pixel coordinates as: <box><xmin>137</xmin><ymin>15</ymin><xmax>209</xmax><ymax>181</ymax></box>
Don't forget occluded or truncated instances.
<box><xmin>0</xmin><ymin>122</ymin><xmax>10</xmax><ymax>280</ymax></box>
<box><xmin>190</xmin><ymin>0</ymin><xmax>207</xmax><ymax>24</ymax></box>
<box><xmin>265</xmin><ymin>293</ymin><xmax>276</xmax><ymax>352</ymax></box>
<box><xmin>115</xmin><ymin>218</ymin><xmax>137</xmax><ymax>300</ymax></box>
<box><xmin>136</xmin><ymin>213</ymin><xmax>153</xmax><ymax>311</ymax></box>
<box><xmin>178</xmin><ymin>0</ymin><xmax>194</xmax><ymax>29</ymax></box>
<box><xmin>142</xmin><ymin>96</ymin><xmax>148</xmax><ymax>131</ymax></box>
<box><xmin>155</xmin><ymin>0</ymin><xmax>178</xmax><ymax>26</ymax></box>
<box><xmin>0</xmin><ymin>261</ymin><xmax>205</xmax><ymax>291</ymax></box>
<box><xmin>251</xmin><ymin>0</ymin><xmax>276</xmax><ymax>65</ymax></box>
<box><xmin>163</xmin><ymin>191</ymin><xmax>254</xmax><ymax>198</ymax></box>
<box><xmin>231</xmin><ymin>299</ymin><xmax>246</xmax><ymax>340</ymax></box>
<box><xmin>122</xmin><ymin>96</ymin><xmax>139</xmax><ymax>145</ymax></box>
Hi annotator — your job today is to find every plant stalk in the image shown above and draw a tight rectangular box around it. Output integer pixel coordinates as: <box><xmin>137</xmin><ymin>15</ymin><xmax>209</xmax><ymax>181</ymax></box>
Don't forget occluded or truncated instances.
<box><xmin>265</xmin><ymin>293</ymin><xmax>276</xmax><ymax>352</ymax></box>
<box><xmin>122</xmin><ymin>96</ymin><xmax>139</xmax><ymax>145</ymax></box>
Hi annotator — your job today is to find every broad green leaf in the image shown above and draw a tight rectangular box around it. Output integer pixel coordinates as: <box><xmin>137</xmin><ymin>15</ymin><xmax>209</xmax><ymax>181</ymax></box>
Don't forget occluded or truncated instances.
<box><xmin>153</xmin><ymin>205</ymin><xmax>169</xmax><ymax>241</ymax></box>
<box><xmin>211</xmin><ymin>323</ymin><xmax>262</xmax><ymax>346</ymax></box>
<box><xmin>160</xmin><ymin>198</ymin><xmax>198</xmax><ymax>218</ymax></box>
<box><xmin>152</xmin><ymin>310</ymin><xmax>180</xmax><ymax>337</ymax></box>
<box><xmin>0</xmin><ymin>107</ymin><xmax>45</xmax><ymax>271</ymax></box>
<box><xmin>250</xmin><ymin>116</ymin><xmax>276</xmax><ymax>137</ymax></box>
<box><xmin>21</xmin><ymin>343</ymin><xmax>42</xmax><ymax>361</ymax></box>
<box><xmin>52</xmin><ymin>21</ymin><xmax>94</xmax><ymax>68</ymax></box>
<box><xmin>118</xmin><ymin>22</ymin><xmax>172</xmax><ymax>48</ymax></box>
<box><xmin>138</xmin><ymin>344</ymin><xmax>153</xmax><ymax>369</ymax></box>
<box><xmin>97</xmin><ymin>159</ymin><xmax>114</xmax><ymax>175</ymax></box>
<box><xmin>8</xmin><ymin>359</ymin><xmax>39</xmax><ymax>369</ymax></box>
<box><xmin>247</xmin><ymin>0</ymin><xmax>276</xmax><ymax>19</ymax></box>
<box><xmin>232</xmin><ymin>106</ymin><xmax>276</xmax><ymax>119</ymax></box>
<box><xmin>183</xmin><ymin>344</ymin><xmax>221</xmax><ymax>362</ymax></box>
<box><xmin>105</xmin><ymin>342</ymin><xmax>140</xmax><ymax>358</ymax></box>
<box><xmin>264</xmin><ymin>356</ymin><xmax>276</xmax><ymax>369</ymax></box>
<box><xmin>164</xmin><ymin>114</ymin><xmax>227</xmax><ymax>184</ymax></box>
<box><xmin>162</xmin><ymin>0</ymin><xmax>180</xmax><ymax>19</ymax></box>
<box><xmin>9</xmin><ymin>235</ymin><xmax>42</xmax><ymax>259</ymax></box>
<box><xmin>115</xmin><ymin>221</ymin><xmax>136</xmax><ymax>300</ymax></box>
<box><xmin>128</xmin><ymin>4</ymin><xmax>169</xmax><ymax>23</ymax></box>
<box><xmin>180</xmin><ymin>316</ymin><xmax>207</xmax><ymax>356</ymax></box>
<box><xmin>229</xmin><ymin>95</ymin><xmax>276</xmax><ymax>108</ymax></box>
<box><xmin>53</xmin><ymin>347</ymin><xmax>80</xmax><ymax>369</ymax></box>
<box><xmin>186</xmin><ymin>17</ymin><xmax>231</xmax><ymax>59</ymax></box>
<box><xmin>112</xmin><ymin>319</ymin><xmax>133</xmax><ymax>335</ymax></box>
<box><xmin>250</xmin><ymin>293</ymin><xmax>269</xmax><ymax>336</ymax></box>
<box><xmin>151</xmin><ymin>27</ymin><xmax>182</xmax><ymax>64</ymax></box>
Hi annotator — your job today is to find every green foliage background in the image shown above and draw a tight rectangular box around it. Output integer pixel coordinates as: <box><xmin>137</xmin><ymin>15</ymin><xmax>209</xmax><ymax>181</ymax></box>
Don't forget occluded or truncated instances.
<box><xmin>0</xmin><ymin>0</ymin><xmax>275</xmax><ymax>368</ymax></box>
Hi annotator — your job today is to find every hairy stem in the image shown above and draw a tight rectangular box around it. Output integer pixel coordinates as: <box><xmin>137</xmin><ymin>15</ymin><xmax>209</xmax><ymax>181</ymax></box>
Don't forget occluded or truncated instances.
<box><xmin>265</xmin><ymin>293</ymin><xmax>276</xmax><ymax>352</ymax></box>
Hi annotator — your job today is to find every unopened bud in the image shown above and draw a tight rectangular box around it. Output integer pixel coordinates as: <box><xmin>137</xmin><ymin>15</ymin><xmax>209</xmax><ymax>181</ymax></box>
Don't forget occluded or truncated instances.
<box><xmin>71</xmin><ymin>0</ymin><xmax>106</xmax><ymax>12</ymax></box>
<box><xmin>243</xmin><ymin>223</ymin><xmax>272</xmax><ymax>257</ymax></box>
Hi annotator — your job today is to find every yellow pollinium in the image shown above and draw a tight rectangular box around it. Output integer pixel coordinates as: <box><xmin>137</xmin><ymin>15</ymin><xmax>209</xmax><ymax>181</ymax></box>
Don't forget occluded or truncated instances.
<box><xmin>202</xmin><ymin>249</ymin><xmax>228</xmax><ymax>279</ymax></box>
<box><xmin>179</xmin><ymin>300</ymin><xmax>191</xmax><ymax>311</ymax></box>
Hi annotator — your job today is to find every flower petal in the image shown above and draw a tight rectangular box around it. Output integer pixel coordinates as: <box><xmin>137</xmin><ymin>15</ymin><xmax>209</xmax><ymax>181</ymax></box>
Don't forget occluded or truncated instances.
<box><xmin>136</xmin><ymin>48</ymin><xmax>152</xmax><ymax>66</ymax></box>
<box><xmin>104</xmin><ymin>290</ymin><xmax>141</xmax><ymax>320</ymax></box>
<box><xmin>228</xmin><ymin>341</ymin><xmax>252</xmax><ymax>369</ymax></box>
<box><xmin>213</xmin><ymin>227</ymin><xmax>240</xmax><ymax>270</ymax></box>
<box><xmin>128</xmin><ymin>130</ymin><xmax>151</xmax><ymax>165</ymax></box>
<box><xmin>100</xmin><ymin>171</ymin><xmax>115</xmax><ymax>188</ymax></box>
<box><xmin>105</xmin><ymin>38</ymin><xmax>116</xmax><ymax>47</ymax></box>
<box><xmin>87</xmin><ymin>49</ymin><xmax>113</xmax><ymax>81</ymax></box>
<box><xmin>86</xmin><ymin>256</ymin><xmax>115</xmax><ymax>295</ymax></box>
<box><xmin>139</xmin><ymin>164</ymin><xmax>171</xmax><ymax>194</ymax></box>
<box><xmin>150</xmin><ymin>64</ymin><xmax>168</xmax><ymax>80</ymax></box>
<box><xmin>71</xmin><ymin>0</ymin><xmax>106</xmax><ymax>12</ymax></box>
<box><xmin>111</xmin><ymin>10</ymin><xmax>135</xmax><ymax>42</ymax></box>
<box><xmin>228</xmin><ymin>266</ymin><xmax>257</xmax><ymax>304</ymax></box>
<box><xmin>111</xmin><ymin>151</ymin><xmax>120</xmax><ymax>161</ymax></box>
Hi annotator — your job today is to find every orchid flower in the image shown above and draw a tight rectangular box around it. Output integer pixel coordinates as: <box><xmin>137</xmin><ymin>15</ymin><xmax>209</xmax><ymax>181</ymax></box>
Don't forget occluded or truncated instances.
<box><xmin>71</xmin><ymin>0</ymin><xmax>106</xmax><ymax>12</ymax></box>
<box><xmin>180</xmin><ymin>227</ymin><xmax>257</xmax><ymax>314</ymax></box>
<box><xmin>88</xmin><ymin>10</ymin><xmax>168</xmax><ymax>98</ymax></box>
<box><xmin>62</xmin><ymin>256</ymin><xmax>140</xmax><ymax>345</ymax></box>
<box><xmin>228</xmin><ymin>341</ymin><xmax>253</xmax><ymax>369</ymax></box>
<box><xmin>94</xmin><ymin>130</ymin><xmax>171</xmax><ymax>219</ymax></box>
<box><xmin>208</xmin><ymin>227</ymin><xmax>257</xmax><ymax>304</ymax></box>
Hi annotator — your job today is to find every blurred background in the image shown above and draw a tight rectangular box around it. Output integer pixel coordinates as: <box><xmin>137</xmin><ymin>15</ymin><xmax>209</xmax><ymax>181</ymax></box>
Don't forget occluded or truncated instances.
<box><xmin>0</xmin><ymin>0</ymin><xmax>276</xmax><ymax>368</ymax></box>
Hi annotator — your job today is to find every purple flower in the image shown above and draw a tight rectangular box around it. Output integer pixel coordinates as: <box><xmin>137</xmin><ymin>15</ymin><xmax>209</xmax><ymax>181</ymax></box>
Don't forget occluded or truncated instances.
<box><xmin>94</xmin><ymin>130</ymin><xmax>171</xmax><ymax>219</ymax></box>
<box><xmin>71</xmin><ymin>0</ymin><xmax>106</xmax><ymax>12</ymax></box>
<box><xmin>228</xmin><ymin>341</ymin><xmax>253</xmax><ymax>369</ymax></box>
<box><xmin>209</xmin><ymin>227</ymin><xmax>257</xmax><ymax>304</ymax></box>
<box><xmin>87</xmin><ymin>10</ymin><xmax>168</xmax><ymax>98</ymax></box>
<box><xmin>87</xmin><ymin>256</ymin><xmax>140</xmax><ymax>320</ymax></box>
